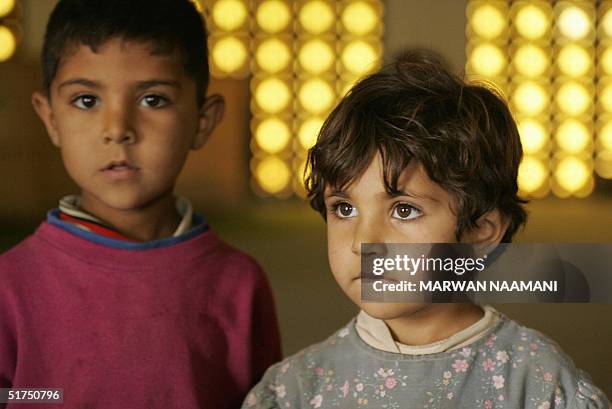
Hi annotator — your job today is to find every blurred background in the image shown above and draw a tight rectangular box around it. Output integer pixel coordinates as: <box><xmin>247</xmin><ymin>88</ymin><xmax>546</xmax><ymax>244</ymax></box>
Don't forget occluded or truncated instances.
<box><xmin>0</xmin><ymin>0</ymin><xmax>611</xmax><ymax>394</ymax></box>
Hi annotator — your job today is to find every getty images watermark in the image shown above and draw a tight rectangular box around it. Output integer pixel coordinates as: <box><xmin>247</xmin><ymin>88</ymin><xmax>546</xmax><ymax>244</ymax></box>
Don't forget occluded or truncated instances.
<box><xmin>360</xmin><ymin>243</ymin><xmax>612</xmax><ymax>303</ymax></box>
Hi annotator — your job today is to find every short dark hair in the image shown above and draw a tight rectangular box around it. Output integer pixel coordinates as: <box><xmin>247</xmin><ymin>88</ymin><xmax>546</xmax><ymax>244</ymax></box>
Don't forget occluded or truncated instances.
<box><xmin>41</xmin><ymin>0</ymin><xmax>209</xmax><ymax>106</ymax></box>
<box><xmin>306</xmin><ymin>49</ymin><xmax>528</xmax><ymax>243</ymax></box>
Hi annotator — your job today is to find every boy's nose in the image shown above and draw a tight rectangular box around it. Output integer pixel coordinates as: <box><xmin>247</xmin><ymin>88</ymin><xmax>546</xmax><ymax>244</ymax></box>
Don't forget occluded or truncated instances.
<box><xmin>102</xmin><ymin>109</ymin><xmax>136</xmax><ymax>145</ymax></box>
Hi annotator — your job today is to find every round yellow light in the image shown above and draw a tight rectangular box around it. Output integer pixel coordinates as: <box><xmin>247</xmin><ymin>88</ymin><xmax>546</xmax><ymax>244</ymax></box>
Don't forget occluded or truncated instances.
<box><xmin>256</xmin><ymin>39</ymin><xmax>291</xmax><ymax>73</ymax></box>
<box><xmin>342</xmin><ymin>1</ymin><xmax>377</xmax><ymax>36</ymax></box>
<box><xmin>255</xmin><ymin>78</ymin><xmax>291</xmax><ymax>114</ymax></box>
<box><xmin>255</xmin><ymin>118</ymin><xmax>291</xmax><ymax>154</ymax></box>
<box><xmin>557</xmin><ymin>45</ymin><xmax>591</xmax><ymax>77</ymax></box>
<box><xmin>299</xmin><ymin>1</ymin><xmax>334</xmax><ymax>34</ymax></box>
<box><xmin>342</xmin><ymin>41</ymin><xmax>377</xmax><ymax>75</ymax></box>
<box><xmin>211</xmin><ymin>36</ymin><xmax>247</xmax><ymax>74</ymax></box>
<box><xmin>299</xmin><ymin>40</ymin><xmax>334</xmax><ymax>74</ymax></box>
<box><xmin>556</xmin><ymin>82</ymin><xmax>591</xmax><ymax>116</ymax></box>
<box><xmin>518</xmin><ymin>157</ymin><xmax>548</xmax><ymax>193</ymax></box>
<box><xmin>514</xmin><ymin>45</ymin><xmax>548</xmax><ymax>77</ymax></box>
<box><xmin>555</xmin><ymin>119</ymin><xmax>590</xmax><ymax>153</ymax></box>
<box><xmin>554</xmin><ymin>157</ymin><xmax>590</xmax><ymax>192</ymax></box>
<box><xmin>558</xmin><ymin>6</ymin><xmax>591</xmax><ymax>40</ymax></box>
<box><xmin>599</xmin><ymin>83</ymin><xmax>612</xmax><ymax>113</ymax></box>
<box><xmin>599</xmin><ymin>121</ymin><xmax>612</xmax><ymax>151</ymax></box>
<box><xmin>212</xmin><ymin>0</ymin><xmax>247</xmax><ymax>31</ymax></box>
<box><xmin>602</xmin><ymin>9</ymin><xmax>612</xmax><ymax>38</ymax></box>
<box><xmin>0</xmin><ymin>0</ymin><xmax>15</xmax><ymax>17</ymax></box>
<box><xmin>471</xmin><ymin>4</ymin><xmax>505</xmax><ymax>39</ymax></box>
<box><xmin>518</xmin><ymin>119</ymin><xmax>548</xmax><ymax>154</ymax></box>
<box><xmin>515</xmin><ymin>4</ymin><xmax>550</xmax><ymax>40</ymax></box>
<box><xmin>512</xmin><ymin>82</ymin><xmax>548</xmax><ymax>115</ymax></box>
<box><xmin>601</xmin><ymin>48</ymin><xmax>612</xmax><ymax>76</ymax></box>
<box><xmin>470</xmin><ymin>43</ymin><xmax>505</xmax><ymax>77</ymax></box>
<box><xmin>256</xmin><ymin>0</ymin><xmax>291</xmax><ymax>34</ymax></box>
<box><xmin>298</xmin><ymin>117</ymin><xmax>324</xmax><ymax>149</ymax></box>
<box><xmin>0</xmin><ymin>25</ymin><xmax>16</xmax><ymax>62</ymax></box>
<box><xmin>595</xmin><ymin>151</ymin><xmax>612</xmax><ymax>178</ymax></box>
<box><xmin>299</xmin><ymin>79</ymin><xmax>335</xmax><ymax>114</ymax></box>
<box><xmin>255</xmin><ymin>157</ymin><xmax>291</xmax><ymax>193</ymax></box>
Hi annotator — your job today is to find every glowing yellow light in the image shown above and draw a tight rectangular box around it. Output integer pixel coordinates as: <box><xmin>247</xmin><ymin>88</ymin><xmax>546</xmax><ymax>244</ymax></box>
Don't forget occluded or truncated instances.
<box><xmin>469</xmin><ymin>43</ymin><xmax>505</xmax><ymax>77</ymax></box>
<box><xmin>255</xmin><ymin>78</ymin><xmax>291</xmax><ymax>114</ymax></box>
<box><xmin>211</xmin><ymin>36</ymin><xmax>247</xmax><ymax>74</ymax></box>
<box><xmin>600</xmin><ymin>122</ymin><xmax>612</xmax><ymax>151</ymax></box>
<box><xmin>602</xmin><ymin>9</ymin><xmax>612</xmax><ymax>38</ymax></box>
<box><xmin>518</xmin><ymin>157</ymin><xmax>548</xmax><ymax>193</ymax></box>
<box><xmin>0</xmin><ymin>0</ymin><xmax>15</xmax><ymax>17</ymax></box>
<box><xmin>299</xmin><ymin>40</ymin><xmax>334</xmax><ymax>74</ymax></box>
<box><xmin>556</xmin><ymin>120</ymin><xmax>590</xmax><ymax>153</ymax></box>
<box><xmin>471</xmin><ymin>4</ymin><xmax>505</xmax><ymax>39</ymax></box>
<box><xmin>557</xmin><ymin>45</ymin><xmax>591</xmax><ymax>77</ymax></box>
<box><xmin>298</xmin><ymin>117</ymin><xmax>324</xmax><ymax>149</ymax></box>
<box><xmin>601</xmin><ymin>48</ymin><xmax>612</xmax><ymax>75</ymax></box>
<box><xmin>342</xmin><ymin>1</ymin><xmax>377</xmax><ymax>36</ymax></box>
<box><xmin>299</xmin><ymin>79</ymin><xmax>335</xmax><ymax>114</ymax></box>
<box><xmin>256</xmin><ymin>39</ymin><xmax>291</xmax><ymax>73</ymax></box>
<box><xmin>558</xmin><ymin>6</ymin><xmax>591</xmax><ymax>41</ymax></box>
<box><xmin>255</xmin><ymin>157</ymin><xmax>291</xmax><ymax>193</ymax></box>
<box><xmin>556</xmin><ymin>82</ymin><xmax>590</xmax><ymax>116</ymax></box>
<box><xmin>515</xmin><ymin>5</ymin><xmax>549</xmax><ymax>40</ymax></box>
<box><xmin>255</xmin><ymin>118</ymin><xmax>291</xmax><ymax>154</ymax></box>
<box><xmin>342</xmin><ymin>41</ymin><xmax>377</xmax><ymax>75</ymax></box>
<box><xmin>595</xmin><ymin>151</ymin><xmax>612</xmax><ymax>178</ymax></box>
<box><xmin>256</xmin><ymin>0</ymin><xmax>291</xmax><ymax>34</ymax></box>
<box><xmin>514</xmin><ymin>45</ymin><xmax>548</xmax><ymax>77</ymax></box>
<box><xmin>554</xmin><ymin>157</ymin><xmax>590</xmax><ymax>192</ymax></box>
<box><xmin>599</xmin><ymin>83</ymin><xmax>612</xmax><ymax>113</ymax></box>
<box><xmin>299</xmin><ymin>1</ymin><xmax>334</xmax><ymax>34</ymax></box>
<box><xmin>518</xmin><ymin>119</ymin><xmax>548</xmax><ymax>154</ymax></box>
<box><xmin>294</xmin><ymin>158</ymin><xmax>309</xmax><ymax>188</ymax></box>
<box><xmin>212</xmin><ymin>0</ymin><xmax>247</xmax><ymax>31</ymax></box>
<box><xmin>0</xmin><ymin>26</ymin><xmax>16</xmax><ymax>62</ymax></box>
<box><xmin>512</xmin><ymin>82</ymin><xmax>548</xmax><ymax>115</ymax></box>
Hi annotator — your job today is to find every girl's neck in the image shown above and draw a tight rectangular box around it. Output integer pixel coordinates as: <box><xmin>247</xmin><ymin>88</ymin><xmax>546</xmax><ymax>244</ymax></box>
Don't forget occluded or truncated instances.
<box><xmin>384</xmin><ymin>304</ymin><xmax>484</xmax><ymax>346</ymax></box>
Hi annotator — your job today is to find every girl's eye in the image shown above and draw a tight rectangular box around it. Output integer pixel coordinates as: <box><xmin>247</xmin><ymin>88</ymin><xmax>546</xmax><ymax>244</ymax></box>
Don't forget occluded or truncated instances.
<box><xmin>392</xmin><ymin>203</ymin><xmax>422</xmax><ymax>221</ymax></box>
<box><xmin>141</xmin><ymin>95</ymin><xmax>169</xmax><ymax>108</ymax></box>
<box><xmin>73</xmin><ymin>95</ymin><xmax>99</xmax><ymax>109</ymax></box>
<box><xmin>334</xmin><ymin>202</ymin><xmax>358</xmax><ymax>218</ymax></box>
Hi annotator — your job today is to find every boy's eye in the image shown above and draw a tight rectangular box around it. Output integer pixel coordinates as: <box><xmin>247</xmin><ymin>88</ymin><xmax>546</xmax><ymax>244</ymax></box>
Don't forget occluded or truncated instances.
<box><xmin>334</xmin><ymin>202</ymin><xmax>358</xmax><ymax>218</ymax></box>
<box><xmin>141</xmin><ymin>95</ymin><xmax>169</xmax><ymax>108</ymax></box>
<box><xmin>392</xmin><ymin>203</ymin><xmax>422</xmax><ymax>221</ymax></box>
<box><xmin>73</xmin><ymin>95</ymin><xmax>99</xmax><ymax>109</ymax></box>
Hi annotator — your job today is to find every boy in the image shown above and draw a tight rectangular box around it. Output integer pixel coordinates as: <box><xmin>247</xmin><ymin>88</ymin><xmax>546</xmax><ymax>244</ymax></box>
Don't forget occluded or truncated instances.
<box><xmin>241</xmin><ymin>50</ymin><xmax>609</xmax><ymax>408</ymax></box>
<box><xmin>0</xmin><ymin>1</ymin><xmax>281</xmax><ymax>408</ymax></box>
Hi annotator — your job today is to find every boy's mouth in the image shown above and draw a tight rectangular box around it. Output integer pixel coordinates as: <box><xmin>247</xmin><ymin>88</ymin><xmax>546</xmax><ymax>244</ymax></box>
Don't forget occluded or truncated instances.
<box><xmin>101</xmin><ymin>160</ymin><xmax>140</xmax><ymax>180</ymax></box>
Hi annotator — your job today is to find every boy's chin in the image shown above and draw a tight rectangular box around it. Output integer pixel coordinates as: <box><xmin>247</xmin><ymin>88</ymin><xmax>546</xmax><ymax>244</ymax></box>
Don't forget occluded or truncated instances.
<box><xmin>360</xmin><ymin>302</ymin><xmax>429</xmax><ymax>321</ymax></box>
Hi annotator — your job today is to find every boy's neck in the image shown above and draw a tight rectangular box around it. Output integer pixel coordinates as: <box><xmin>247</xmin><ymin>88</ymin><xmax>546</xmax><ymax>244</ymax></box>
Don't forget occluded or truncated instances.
<box><xmin>79</xmin><ymin>191</ymin><xmax>180</xmax><ymax>242</ymax></box>
<box><xmin>384</xmin><ymin>304</ymin><xmax>484</xmax><ymax>346</ymax></box>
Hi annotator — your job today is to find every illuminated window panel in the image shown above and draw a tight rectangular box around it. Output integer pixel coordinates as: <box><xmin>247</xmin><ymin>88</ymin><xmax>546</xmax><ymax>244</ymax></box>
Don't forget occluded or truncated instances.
<box><xmin>0</xmin><ymin>0</ymin><xmax>19</xmax><ymax>63</ymax></box>
<box><xmin>517</xmin><ymin>155</ymin><xmax>550</xmax><ymax>198</ymax></box>
<box><xmin>0</xmin><ymin>24</ymin><xmax>16</xmax><ymax>62</ymax></box>
<box><xmin>551</xmin><ymin>154</ymin><xmax>594</xmax><ymax>198</ymax></box>
<box><xmin>0</xmin><ymin>0</ymin><xmax>15</xmax><ymax>18</ymax></box>
<box><xmin>596</xmin><ymin>2</ymin><xmax>612</xmax><ymax>179</ymax></box>
<box><xmin>204</xmin><ymin>0</ymin><xmax>250</xmax><ymax>78</ymax></box>
<box><xmin>251</xmin><ymin>156</ymin><xmax>293</xmax><ymax>197</ymax></box>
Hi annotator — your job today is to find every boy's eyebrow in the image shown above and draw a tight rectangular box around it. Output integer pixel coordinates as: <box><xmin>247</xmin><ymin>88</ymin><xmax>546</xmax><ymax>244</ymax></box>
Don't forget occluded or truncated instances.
<box><xmin>57</xmin><ymin>79</ymin><xmax>182</xmax><ymax>91</ymax></box>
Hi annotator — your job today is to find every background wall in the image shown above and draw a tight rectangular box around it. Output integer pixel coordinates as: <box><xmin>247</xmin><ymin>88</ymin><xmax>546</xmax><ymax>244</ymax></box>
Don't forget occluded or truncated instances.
<box><xmin>1</xmin><ymin>0</ymin><xmax>610</xmax><ymax>395</ymax></box>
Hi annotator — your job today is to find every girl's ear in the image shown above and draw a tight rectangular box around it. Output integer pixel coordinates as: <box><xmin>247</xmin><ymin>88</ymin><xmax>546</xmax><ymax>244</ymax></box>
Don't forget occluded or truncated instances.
<box><xmin>32</xmin><ymin>91</ymin><xmax>61</xmax><ymax>147</ymax></box>
<box><xmin>461</xmin><ymin>209</ymin><xmax>510</xmax><ymax>252</ymax></box>
<box><xmin>192</xmin><ymin>93</ymin><xmax>225</xmax><ymax>150</ymax></box>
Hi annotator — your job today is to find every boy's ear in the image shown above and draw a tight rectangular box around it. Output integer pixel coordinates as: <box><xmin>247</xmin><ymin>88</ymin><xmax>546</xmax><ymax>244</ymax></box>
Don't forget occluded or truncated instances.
<box><xmin>461</xmin><ymin>209</ymin><xmax>510</xmax><ymax>250</ymax></box>
<box><xmin>32</xmin><ymin>91</ymin><xmax>61</xmax><ymax>147</ymax></box>
<box><xmin>192</xmin><ymin>93</ymin><xmax>225</xmax><ymax>150</ymax></box>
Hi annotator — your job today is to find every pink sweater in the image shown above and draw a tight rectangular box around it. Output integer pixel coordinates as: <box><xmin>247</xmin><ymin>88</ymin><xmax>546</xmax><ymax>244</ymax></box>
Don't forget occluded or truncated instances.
<box><xmin>0</xmin><ymin>221</ymin><xmax>281</xmax><ymax>408</ymax></box>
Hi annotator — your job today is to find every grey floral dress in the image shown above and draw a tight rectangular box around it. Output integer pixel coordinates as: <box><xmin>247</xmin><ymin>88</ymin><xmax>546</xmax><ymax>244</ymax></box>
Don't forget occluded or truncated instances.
<box><xmin>242</xmin><ymin>316</ymin><xmax>609</xmax><ymax>409</ymax></box>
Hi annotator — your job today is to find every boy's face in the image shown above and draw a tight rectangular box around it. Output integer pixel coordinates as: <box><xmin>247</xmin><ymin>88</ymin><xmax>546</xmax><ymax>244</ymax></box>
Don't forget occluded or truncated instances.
<box><xmin>32</xmin><ymin>39</ymin><xmax>223</xmax><ymax>212</ymax></box>
<box><xmin>323</xmin><ymin>154</ymin><xmax>460</xmax><ymax>320</ymax></box>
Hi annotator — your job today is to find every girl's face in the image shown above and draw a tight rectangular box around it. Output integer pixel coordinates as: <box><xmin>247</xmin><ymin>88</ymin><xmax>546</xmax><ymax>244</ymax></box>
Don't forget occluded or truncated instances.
<box><xmin>323</xmin><ymin>154</ymin><xmax>459</xmax><ymax>320</ymax></box>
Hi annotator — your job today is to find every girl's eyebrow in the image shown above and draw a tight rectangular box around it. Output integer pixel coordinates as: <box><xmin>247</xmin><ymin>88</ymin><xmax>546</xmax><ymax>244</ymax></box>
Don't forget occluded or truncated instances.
<box><xmin>324</xmin><ymin>189</ymin><xmax>350</xmax><ymax>199</ymax></box>
<box><xmin>386</xmin><ymin>189</ymin><xmax>439</xmax><ymax>203</ymax></box>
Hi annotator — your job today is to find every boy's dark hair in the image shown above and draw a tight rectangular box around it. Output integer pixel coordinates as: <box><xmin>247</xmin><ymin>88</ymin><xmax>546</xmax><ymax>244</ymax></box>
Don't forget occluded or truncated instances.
<box><xmin>306</xmin><ymin>49</ymin><xmax>528</xmax><ymax>243</ymax></box>
<box><xmin>42</xmin><ymin>0</ymin><xmax>208</xmax><ymax>106</ymax></box>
